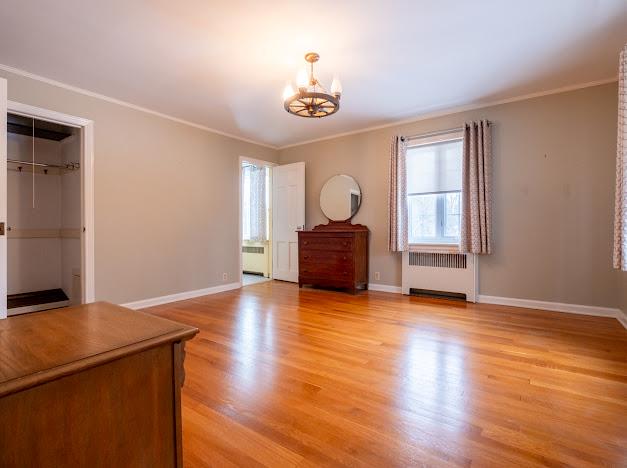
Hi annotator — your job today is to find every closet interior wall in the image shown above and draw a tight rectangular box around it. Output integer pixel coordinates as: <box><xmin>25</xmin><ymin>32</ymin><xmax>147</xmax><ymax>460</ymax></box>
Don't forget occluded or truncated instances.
<box><xmin>7</xmin><ymin>115</ymin><xmax>81</xmax><ymax>312</ymax></box>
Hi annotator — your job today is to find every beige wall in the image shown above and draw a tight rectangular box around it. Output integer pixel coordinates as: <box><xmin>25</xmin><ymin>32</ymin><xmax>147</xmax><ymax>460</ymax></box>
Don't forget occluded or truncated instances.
<box><xmin>621</xmin><ymin>274</ymin><xmax>627</xmax><ymax>314</ymax></box>
<box><xmin>279</xmin><ymin>83</ymin><xmax>620</xmax><ymax>308</ymax></box>
<box><xmin>1</xmin><ymin>69</ymin><xmax>279</xmax><ymax>304</ymax></box>
<box><xmin>7</xmin><ymin>134</ymin><xmax>62</xmax><ymax>294</ymax></box>
<box><xmin>60</xmin><ymin>132</ymin><xmax>82</xmax><ymax>304</ymax></box>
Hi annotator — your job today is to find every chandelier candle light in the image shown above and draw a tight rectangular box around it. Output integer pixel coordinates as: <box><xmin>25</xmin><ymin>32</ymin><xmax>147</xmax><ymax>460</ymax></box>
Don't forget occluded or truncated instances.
<box><xmin>283</xmin><ymin>52</ymin><xmax>342</xmax><ymax>118</ymax></box>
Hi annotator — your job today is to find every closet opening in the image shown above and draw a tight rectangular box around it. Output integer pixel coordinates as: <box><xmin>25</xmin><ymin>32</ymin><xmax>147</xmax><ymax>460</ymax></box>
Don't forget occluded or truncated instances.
<box><xmin>6</xmin><ymin>113</ymin><xmax>82</xmax><ymax>315</ymax></box>
<box><xmin>240</xmin><ymin>157</ymin><xmax>274</xmax><ymax>287</ymax></box>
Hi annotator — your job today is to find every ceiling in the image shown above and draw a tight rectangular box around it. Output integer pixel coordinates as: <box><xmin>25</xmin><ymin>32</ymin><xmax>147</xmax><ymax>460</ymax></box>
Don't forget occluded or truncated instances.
<box><xmin>0</xmin><ymin>1</ymin><xmax>625</xmax><ymax>148</ymax></box>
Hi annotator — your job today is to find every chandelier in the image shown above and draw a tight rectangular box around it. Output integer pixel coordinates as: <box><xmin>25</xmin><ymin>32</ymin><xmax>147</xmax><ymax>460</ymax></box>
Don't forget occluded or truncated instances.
<box><xmin>283</xmin><ymin>52</ymin><xmax>342</xmax><ymax>118</ymax></box>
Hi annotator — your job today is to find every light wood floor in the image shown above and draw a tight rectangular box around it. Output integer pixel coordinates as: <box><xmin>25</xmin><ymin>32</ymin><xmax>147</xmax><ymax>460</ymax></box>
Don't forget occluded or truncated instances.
<box><xmin>145</xmin><ymin>281</ymin><xmax>627</xmax><ymax>467</ymax></box>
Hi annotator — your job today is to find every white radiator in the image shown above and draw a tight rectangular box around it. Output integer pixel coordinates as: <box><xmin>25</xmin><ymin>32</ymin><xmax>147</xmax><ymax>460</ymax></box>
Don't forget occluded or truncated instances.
<box><xmin>242</xmin><ymin>242</ymin><xmax>270</xmax><ymax>277</ymax></box>
<box><xmin>401</xmin><ymin>251</ymin><xmax>477</xmax><ymax>302</ymax></box>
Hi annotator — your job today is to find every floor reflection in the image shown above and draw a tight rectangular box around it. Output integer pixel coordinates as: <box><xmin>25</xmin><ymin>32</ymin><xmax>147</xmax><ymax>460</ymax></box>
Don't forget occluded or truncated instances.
<box><xmin>399</xmin><ymin>331</ymin><xmax>467</xmax><ymax>435</ymax></box>
<box><xmin>231</xmin><ymin>303</ymin><xmax>276</xmax><ymax>393</ymax></box>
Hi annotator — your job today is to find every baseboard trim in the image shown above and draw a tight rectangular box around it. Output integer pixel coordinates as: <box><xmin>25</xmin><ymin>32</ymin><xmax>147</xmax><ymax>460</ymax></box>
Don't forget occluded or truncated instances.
<box><xmin>369</xmin><ymin>283</ymin><xmax>402</xmax><ymax>294</ymax></box>
<box><xmin>617</xmin><ymin>309</ymin><xmax>627</xmax><ymax>330</ymax></box>
<box><xmin>122</xmin><ymin>282</ymin><xmax>241</xmax><ymax>310</ymax></box>
<box><xmin>477</xmin><ymin>294</ymin><xmax>623</xmax><ymax>320</ymax></box>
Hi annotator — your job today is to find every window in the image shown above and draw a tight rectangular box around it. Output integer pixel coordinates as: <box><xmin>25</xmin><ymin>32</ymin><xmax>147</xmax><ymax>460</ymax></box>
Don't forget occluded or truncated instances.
<box><xmin>241</xmin><ymin>163</ymin><xmax>270</xmax><ymax>241</ymax></box>
<box><xmin>407</xmin><ymin>138</ymin><xmax>463</xmax><ymax>245</ymax></box>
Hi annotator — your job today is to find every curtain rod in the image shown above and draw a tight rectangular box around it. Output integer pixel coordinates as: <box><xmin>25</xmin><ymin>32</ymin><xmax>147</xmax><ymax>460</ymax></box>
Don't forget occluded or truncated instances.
<box><xmin>7</xmin><ymin>158</ymin><xmax>80</xmax><ymax>169</ymax></box>
<box><xmin>401</xmin><ymin>120</ymin><xmax>492</xmax><ymax>142</ymax></box>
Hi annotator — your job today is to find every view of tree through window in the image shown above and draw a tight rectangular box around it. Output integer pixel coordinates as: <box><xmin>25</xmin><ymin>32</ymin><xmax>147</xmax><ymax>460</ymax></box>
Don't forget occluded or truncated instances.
<box><xmin>406</xmin><ymin>139</ymin><xmax>463</xmax><ymax>244</ymax></box>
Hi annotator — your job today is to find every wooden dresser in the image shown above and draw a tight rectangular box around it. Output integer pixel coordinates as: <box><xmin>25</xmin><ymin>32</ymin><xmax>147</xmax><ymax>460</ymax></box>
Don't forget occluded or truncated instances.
<box><xmin>0</xmin><ymin>302</ymin><xmax>198</xmax><ymax>468</ymax></box>
<box><xmin>298</xmin><ymin>222</ymin><xmax>369</xmax><ymax>294</ymax></box>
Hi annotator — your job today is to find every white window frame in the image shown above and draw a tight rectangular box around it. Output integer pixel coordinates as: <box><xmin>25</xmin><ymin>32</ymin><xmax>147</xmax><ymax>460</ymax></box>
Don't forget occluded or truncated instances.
<box><xmin>406</xmin><ymin>131</ymin><xmax>463</xmax><ymax>253</ymax></box>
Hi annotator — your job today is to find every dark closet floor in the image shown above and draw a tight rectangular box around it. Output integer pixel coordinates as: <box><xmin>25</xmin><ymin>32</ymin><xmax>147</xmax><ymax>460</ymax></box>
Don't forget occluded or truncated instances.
<box><xmin>8</xmin><ymin>288</ymin><xmax>69</xmax><ymax>309</ymax></box>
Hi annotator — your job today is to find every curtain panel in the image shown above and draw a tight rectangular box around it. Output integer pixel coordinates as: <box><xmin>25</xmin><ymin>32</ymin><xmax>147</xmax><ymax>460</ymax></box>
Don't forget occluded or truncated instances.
<box><xmin>614</xmin><ymin>43</ymin><xmax>627</xmax><ymax>271</ymax></box>
<box><xmin>460</xmin><ymin>120</ymin><xmax>493</xmax><ymax>254</ymax></box>
<box><xmin>242</xmin><ymin>164</ymin><xmax>267</xmax><ymax>242</ymax></box>
<box><xmin>388</xmin><ymin>136</ymin><xmax>408</xmax><ymax>252</ymax></box>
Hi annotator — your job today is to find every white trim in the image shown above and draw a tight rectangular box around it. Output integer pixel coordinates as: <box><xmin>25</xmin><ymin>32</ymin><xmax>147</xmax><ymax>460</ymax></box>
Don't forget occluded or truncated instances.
<box><xmin>0</xmin><ymin>63</ymin><xmax>277</xmax><ymax>150</ymax></box>
<box><xmin>477</xmin><ymin>295</ymin><xmax>622</xmax><ymax>319</ymax></box>
<box><xmin>368</xmin><ymin>283</ymin><xmax>402</xmax><ymax>294</ymax></box>
<box><xmin>366</xmin><ymin>287</ymin><xmax>626</xmax><ymax>328</ymax></box>
<box><xmin>240</xmin><ymin>156</ymin><xmax>278</xmax><ymax>168</ymax></box>
<box><xmin>8</xmin><ymin>300</ymin><xmax>70</xmax><ymax>316</ymax></box>
<box><xmin>238</xmin><ymin>156</ymin><xmax>276</xmax><ymax>286</ymax></box>
<box><xmin>7</xmin><ymin>101</ymin><xmax>96</xmax><ymax>303</ymax></box>
<box><xmin>278</xmin><ymin>77</ymin><xmax>618</xmax><ymax>149</ymax></box>
<box><xmin>121</xmin><ymin>282</ymin><xmax>241</xmax><ymax>310</ymax></box>
<box><xmin>0</xmin><ymin>78</ymin><xmax>6</xmax><ymax>319</ymax></box>
<box><xmin>7</xmin><ymin>100</ymin><xmax>90</xmax><ymax>127</ymax></box>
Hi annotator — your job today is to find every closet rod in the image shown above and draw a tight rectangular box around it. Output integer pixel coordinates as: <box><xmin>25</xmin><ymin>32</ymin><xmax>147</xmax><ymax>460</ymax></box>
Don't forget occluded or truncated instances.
<box><xmin>7</xmin><ymin>158</ymin><xmax>79</xmax><ymax>169</ymax></box>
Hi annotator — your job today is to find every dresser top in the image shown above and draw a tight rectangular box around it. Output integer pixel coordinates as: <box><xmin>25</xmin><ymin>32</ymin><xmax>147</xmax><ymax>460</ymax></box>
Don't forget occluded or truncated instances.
<box><xmin>300</xmin><ymin>221</ymin><xmax>369</xmax><ymax>232</ymax></box>
<box><xmin>0</xmin><ymin>302</ymin><xmax>198</xmax><ymax>397</ymax></box>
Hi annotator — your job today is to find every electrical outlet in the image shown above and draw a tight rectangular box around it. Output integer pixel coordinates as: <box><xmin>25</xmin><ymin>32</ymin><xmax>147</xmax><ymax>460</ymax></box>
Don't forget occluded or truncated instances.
<box><xmin>222</xmin><ymin>272</ymin><xmax>228</xmax><ymax>281</ymax></box>
<box><xmin>374</xmin><ymin>272</ymin><xmax>380</xmax><ymax>281</ymax></box>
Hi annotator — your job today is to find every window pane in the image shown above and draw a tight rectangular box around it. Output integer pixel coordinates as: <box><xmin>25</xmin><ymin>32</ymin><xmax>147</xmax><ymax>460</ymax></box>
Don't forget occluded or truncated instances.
<box><xmin>408</xmin><ymin>194</ymin><xmax>437</xmax><ymax>242</ymax></box>
<box><xmin>444</xmin><ymin>192</ymin><xmax>461</xmax><ymax>238</ymax></box>
<box><xmin>407</xmin><ymin>139</ymin><xmax>463</xmax><ymax>194</ymax></box>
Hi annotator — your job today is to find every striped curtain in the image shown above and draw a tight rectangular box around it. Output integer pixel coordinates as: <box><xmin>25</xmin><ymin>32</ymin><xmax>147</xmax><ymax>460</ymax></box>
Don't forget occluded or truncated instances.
<box><xmin>614</xmin><ymin>43</ymin><xmax>627</xmax><ymax>271</ymax></box>
<box><xmin>460</xmin><ymin>120</ymin><xmax>493</xmax><ymax>254</ymax></box>
<box><xmin>388</xmin><ymin>136</ymin><xmax>408</xmax><ymax>252</ymax></box>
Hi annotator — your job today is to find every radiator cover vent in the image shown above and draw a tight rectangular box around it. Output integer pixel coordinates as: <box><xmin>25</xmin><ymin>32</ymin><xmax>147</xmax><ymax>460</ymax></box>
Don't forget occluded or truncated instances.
<box><xmin>242</xmin><ymin>246</ymin><xmax>264</xmax><ymax>254</ymax></box>
<box><xmin>408</xmin><ymin>252</ymin><xmax>467</xmax><ymax>269</ymax></box>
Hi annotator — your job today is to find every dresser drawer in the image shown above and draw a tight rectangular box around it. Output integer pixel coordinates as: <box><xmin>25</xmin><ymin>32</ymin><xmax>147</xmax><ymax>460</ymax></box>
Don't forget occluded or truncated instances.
<box><xmin>299</xmin><ymin>236</ymin><xmax>353</xmax><ymax>251</ymax></box>
<box><xmin>300</xmin><ymin>264</ymin><xmax>353</xmax><ymax>278</ymax></box>
<box><xmin>299</xmin><ymin>275</ymin><xmax>354</xmax><ymax>289</ymax></box>
<box><xmin>300</xmin><ymin>250</ymin><xmax>352</xmax><ymax>265</ymax></box>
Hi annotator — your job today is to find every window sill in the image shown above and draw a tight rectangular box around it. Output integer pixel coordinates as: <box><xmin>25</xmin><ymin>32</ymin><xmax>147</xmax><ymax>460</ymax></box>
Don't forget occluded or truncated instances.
<box><xmin>408</xmin><ymin>243</ymin><xmax>460</xmax><ymax>254</ymax></box>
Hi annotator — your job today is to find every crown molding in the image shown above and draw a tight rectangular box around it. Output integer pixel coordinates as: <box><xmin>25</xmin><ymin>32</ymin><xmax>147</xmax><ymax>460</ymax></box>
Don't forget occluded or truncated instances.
<box><xmin>277</xmin><ymin>76</ymin><xmax>619</xmax><ymax>150</ymax></box>
<box><xmin>0</xmin><ymin>63</ymin><xmax>278</xmax><ymax>150</ymax></box>
<box><xmin>0</xmin><ymin>62</ymin><xmax>617</xmax><ymax>152</ymax></box>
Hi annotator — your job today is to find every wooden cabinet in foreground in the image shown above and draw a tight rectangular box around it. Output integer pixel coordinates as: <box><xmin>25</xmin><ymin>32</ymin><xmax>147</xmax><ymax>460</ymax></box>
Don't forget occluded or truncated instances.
<box><xmin>0</xmin><ymin>302</ymin><xmax>198</xmax><ymax>468</ymax></box>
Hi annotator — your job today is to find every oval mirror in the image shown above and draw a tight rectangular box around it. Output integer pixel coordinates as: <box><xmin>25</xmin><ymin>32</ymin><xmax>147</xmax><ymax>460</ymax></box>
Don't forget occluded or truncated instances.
<box><xmin>320</xmin><ymin>175</ymin><xmax>362</xmax><ymax>221</ymax></box>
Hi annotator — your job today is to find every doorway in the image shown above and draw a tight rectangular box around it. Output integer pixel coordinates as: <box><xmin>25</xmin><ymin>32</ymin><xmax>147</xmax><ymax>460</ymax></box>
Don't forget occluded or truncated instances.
<box><xmin>2</xmin><ymin>101</ymin><xmax>94</xmax><ymax>316</ymax></box>
<box><xmin>239</xmin><ymin>157</ymin><xmax>274</xmax><ymax>287</ymax></box>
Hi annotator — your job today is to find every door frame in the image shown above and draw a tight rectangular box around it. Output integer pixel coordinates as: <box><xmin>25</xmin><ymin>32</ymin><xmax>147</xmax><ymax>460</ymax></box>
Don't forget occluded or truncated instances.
<box><xmin>238</xmin><ymin>156</ymin><xmax>276</xmax><ymax>287</ymax></box>
<box><xmin>7</xmin><ymin>100</ymin><xmax>95</xmax><ymax>304</ymax></box>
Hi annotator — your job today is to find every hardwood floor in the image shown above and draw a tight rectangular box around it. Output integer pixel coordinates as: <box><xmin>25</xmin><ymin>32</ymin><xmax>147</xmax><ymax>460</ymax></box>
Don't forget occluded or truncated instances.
<box><xmin>145</xmin><ymin>281</ymin><xmax>627</xmax><ymax>467</ymax></box>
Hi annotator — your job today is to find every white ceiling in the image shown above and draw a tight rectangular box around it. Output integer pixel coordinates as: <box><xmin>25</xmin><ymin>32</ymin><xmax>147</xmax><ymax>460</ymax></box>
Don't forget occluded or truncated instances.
<box><xmin>0</xmin><ymin>1</ymin><xmax>625</xmax><ymax>148</ymax></box>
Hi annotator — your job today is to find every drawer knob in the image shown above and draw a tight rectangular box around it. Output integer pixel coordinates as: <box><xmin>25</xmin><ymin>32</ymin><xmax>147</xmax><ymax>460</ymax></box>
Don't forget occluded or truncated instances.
<box><xmin>303</xmin><ymin>255</ymin><xmax>309</xmax><ymax>259</ymax></box>
<box><xmin>304</xmin><ymin>241</ymin><xmax>309</xmax><ymax>245</ymax></box>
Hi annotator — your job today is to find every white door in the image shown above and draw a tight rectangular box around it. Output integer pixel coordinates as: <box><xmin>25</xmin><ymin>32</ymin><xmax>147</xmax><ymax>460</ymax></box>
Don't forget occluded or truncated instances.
<box><xmin>0</xmin><ymin>78</ymin><xmax>7</xmax><ymax>319</ymax></box>
<box><xmin>272</xmin><ymin>162</ymin><xmax>305</xmax><ymax>282</ymax></box>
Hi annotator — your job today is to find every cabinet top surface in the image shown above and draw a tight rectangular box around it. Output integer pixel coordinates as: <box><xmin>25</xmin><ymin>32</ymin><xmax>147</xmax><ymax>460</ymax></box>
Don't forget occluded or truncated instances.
<box><xmin>0</xmin><ymin>301</ymin><xmax>198</xmax><ymax>391</ymax></box>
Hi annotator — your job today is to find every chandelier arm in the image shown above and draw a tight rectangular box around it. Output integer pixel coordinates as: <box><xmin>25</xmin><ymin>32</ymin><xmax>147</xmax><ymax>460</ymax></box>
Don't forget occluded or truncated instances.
<box><xmin>283</xmin><ymin>53</ymin><xmax>340</xmax><ymax>118</ymax></box>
